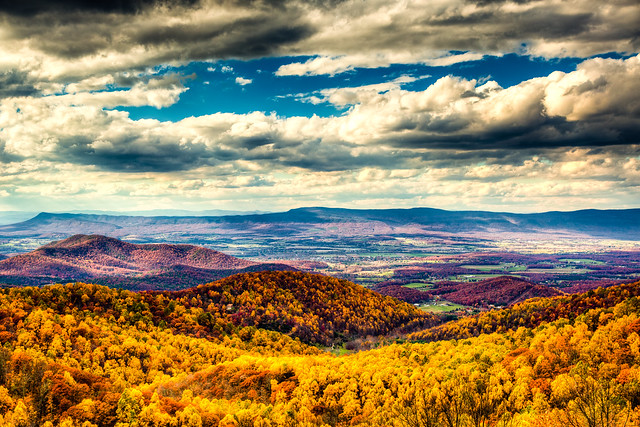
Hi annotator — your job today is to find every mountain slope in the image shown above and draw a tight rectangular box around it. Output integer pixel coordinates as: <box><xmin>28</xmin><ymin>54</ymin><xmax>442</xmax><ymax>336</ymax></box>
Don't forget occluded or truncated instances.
<box><xmin>431</xmin><ymin>275</ymin><xmax>564</xmax><ymax>307</ymax></box>
<box><xmin>409</xmin><ymin>279</ymin><xmax>640</xmax><ymax>342</ymax></box>
<box><xmin>0</xmin><ymin>271</ymin><xmax>436</xmax><ymax>346</ymax></box>
<box><xmin>1</xmin><ymin>273</ymin><xmax>640</xmax><ymax>425</ymax></box>
<box><xmin>157</xmin><ymin>271</ymin><xmax>436</xmax><ymax>345</ymax></box>
<box><xmin>0</xmin><ymin>234</ymin><xmax>295</xmax><ymax>289</ymax></box>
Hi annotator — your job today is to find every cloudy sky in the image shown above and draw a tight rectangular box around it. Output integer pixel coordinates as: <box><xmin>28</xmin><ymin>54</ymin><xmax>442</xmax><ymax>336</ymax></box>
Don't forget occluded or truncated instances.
<box><xmin>0</xmin><ymin>0</ymin><xmax>639</xmax><ymax>213</ymax></box>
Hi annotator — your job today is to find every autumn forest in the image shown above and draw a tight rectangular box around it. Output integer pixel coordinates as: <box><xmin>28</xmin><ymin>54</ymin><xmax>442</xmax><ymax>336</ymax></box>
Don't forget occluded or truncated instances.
<box><xmin>0</xmin><ymin>268</ymin><xmax>637</xmax><ymax>426</ymax></box>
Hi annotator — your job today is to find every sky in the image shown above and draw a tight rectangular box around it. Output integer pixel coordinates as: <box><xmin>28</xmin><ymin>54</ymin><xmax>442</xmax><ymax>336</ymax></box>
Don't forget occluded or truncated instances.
<box><xmin>0</xmin><ymin>0</ymin><xmax>639</xmax><ymax>214</ymax></box>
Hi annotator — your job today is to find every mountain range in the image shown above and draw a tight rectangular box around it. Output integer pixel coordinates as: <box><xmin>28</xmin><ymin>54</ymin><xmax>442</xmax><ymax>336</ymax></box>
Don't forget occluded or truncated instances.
<box><xmin>1</xmin><ymin>207</ymin><xmax>639</xmax><ymax>240</ymax></box>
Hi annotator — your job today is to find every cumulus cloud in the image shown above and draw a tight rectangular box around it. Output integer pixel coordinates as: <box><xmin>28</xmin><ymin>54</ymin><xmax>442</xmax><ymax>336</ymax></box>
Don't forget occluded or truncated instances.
<box><xmin>0</xmin><ymin>2</ymin><xmax>311</xmax><ymax>85</ymax></box>
<box><xmin>1</xmin><ymin>56</ymin><xmax>638</xmax><ymax>177</ymax></box>
<box><xmin>296</xmin><ymin>75</ymin><xmax>418</xmax><ymax>106</ymax></box>
<box><xmin>0</xmin><ymin>0</ymin><xmax>637</xmax><ymax>84</ymax></box>
<box><xmin>323</xmin><ymin>55</ymin><xmax>640</xmax><ymax>150</ymax></box>
<box><xmin>235</xmin><ymin>76</ymin><xmax>253</xmax><ymax>86</ymax></box>
<box><xmin>56</xmin><ymin>75</ymin><xmax>190</xmax><ymax>109</ymax></box>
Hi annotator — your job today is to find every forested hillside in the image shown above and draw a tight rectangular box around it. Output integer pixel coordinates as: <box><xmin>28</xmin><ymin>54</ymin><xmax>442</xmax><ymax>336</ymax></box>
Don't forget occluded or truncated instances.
<box><xmin>0</xmin><ymin>234</ymin><xmax>255</xmax><ymax>276</ymax></box>
<box><xmin>409</xmin><ymin>280</ymin><xmax>640</xmax><ymax>342</ymax></box>
<box><xmin>0</xmin><ymin>235</ymin><xmax>296</xmax><ymax>290</ymax></box>
<box><xmin>375</xmin><ymin>276</ymin><xmax>563</xmax><ymax>307</ymax></box>
<box><xmin>0</xmin><ymin>276</ymin><xmax>639</xmax><ymax>426</ymax></box>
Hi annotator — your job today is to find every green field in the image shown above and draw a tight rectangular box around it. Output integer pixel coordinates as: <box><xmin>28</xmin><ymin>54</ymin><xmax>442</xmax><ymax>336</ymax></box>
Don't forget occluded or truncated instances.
<box><xmin>418</xmin><ymin>301</ymin><xmax>467</xmax><ymax>313</ymax></box>
<box><xmin>460</xmin><ymin>263</ymin><xmax>527</xmax><ymax>272</ymax></box>
<box><xmin>525</xmin><ymin>267</ymin><xmax>590</xmax><ymax>274</ymax></box>
<box><xmin>403</xmin><ymin>282</ymin><xmax>433</xmax><ymax>289</ymax></box>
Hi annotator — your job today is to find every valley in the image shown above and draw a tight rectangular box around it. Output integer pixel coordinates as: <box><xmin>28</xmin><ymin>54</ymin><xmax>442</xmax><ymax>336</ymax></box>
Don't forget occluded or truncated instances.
<box><xmin>1</xmin><ymin>208</ymin><xmax>639</xmax><ymax>293</ymax></box>
<box><xmin>0</xmin><ymin>208</ymin><xmax>640</xmax><ymax>425</ymax></box>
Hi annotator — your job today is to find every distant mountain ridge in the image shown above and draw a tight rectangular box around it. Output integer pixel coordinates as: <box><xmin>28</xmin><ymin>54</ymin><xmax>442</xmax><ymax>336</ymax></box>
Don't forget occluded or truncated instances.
<box><xmin>1</xmin><ymin>207</ymin><xmax>639</xmax><ymax>240</ymax></box>
<box><xmin>0</xmin><ymin>234</ymin><xmax>294</xmax><ymax>289</ymax></box>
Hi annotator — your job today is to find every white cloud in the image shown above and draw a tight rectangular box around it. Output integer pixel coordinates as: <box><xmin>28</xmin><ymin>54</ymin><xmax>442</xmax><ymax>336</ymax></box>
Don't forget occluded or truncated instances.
<box><xmin>2</xmin><ymin>55</ymin><xmax>639</xmax><ymax>168</ymax></box>
<box><xmin>235</xmin><ymin>76</ymin><xmax>252</xmax><ymax>86</ymax></box>
<box><xmin>65</xmin><ymin>75</ymin><xmax>116</xmax><ymax>94</ymax></box>
<box><xmin>298</xmin><ymin>75</ymin><xmax>419</xmax><ymax>106</ymax></box>
<box><xmin>423</xmin><ymin>52</ymin><xmax>487</xmax><ymax>67</ymax></box>
<box><xmin>275</xmin><ymin>55</ymin><xmax>358</xmax><ymax>76</ymax></box>
<box><xmin>275</xmin><ymin>52</ymin><xmax>488</xmax><ymax>77</ymax></box>
<box><xmin>544</xmin><ymin>55</ymin><xmax>640</xmax><ymax>121</ymax></box>
<box><xmin>56</xmin><ymin>82</ymin><xmax>187</xmax><ymax>109</ymax></box>
<box><xmin>1</xmin><ymin>55</ymin><xmax>639</xmax><ymax>211</ymax></box>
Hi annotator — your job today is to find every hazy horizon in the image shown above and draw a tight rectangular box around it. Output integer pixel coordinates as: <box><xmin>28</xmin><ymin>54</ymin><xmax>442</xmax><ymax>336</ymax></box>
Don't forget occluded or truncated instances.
<box><xmin>2</xmin><ymin>204</ymin><xmax>640</xmax><ymax>218</ymax></box>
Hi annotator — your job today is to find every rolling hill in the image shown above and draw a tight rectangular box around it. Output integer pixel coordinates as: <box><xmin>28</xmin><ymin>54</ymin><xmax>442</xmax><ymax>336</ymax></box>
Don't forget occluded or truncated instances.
<box><xmin>409</xmin><ymin>279</ymin><xmax>640</xmax><ymax>342</ymax></box>
<box><xmin>374</xmin><ymin>275</ymin><xmax>563</xmax><ymax>307</ymax></box>
<box><xmin>0</xmin><ymin>270</ymin><xmax>436</xmax><ymax>347</ymax></box>
<box><xmin>157</xmin><ymin>270</ymin><xmax>437</xmax><ymax>345</ymax></box>
<box><xmin>429</xmin><ymin>275</ymin><xmax>564</xmax><ymax>307</ymax></box>
<box><xmin>0</xmin><ymin>234</ymin><xmax>295</xmax><ymax>289</ymax></box>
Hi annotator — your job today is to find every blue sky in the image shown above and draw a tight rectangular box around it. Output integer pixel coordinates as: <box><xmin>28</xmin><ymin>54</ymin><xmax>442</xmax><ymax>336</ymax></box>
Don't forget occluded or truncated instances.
<box><xmin>0</xmin><ymin>0</ymin><xmax>638</xmax><ymax>214</ymax></box>
<box><xmin>122</xmin><ymin>54</ymin><xmax>594</xmax><ymax>121</ymax></box>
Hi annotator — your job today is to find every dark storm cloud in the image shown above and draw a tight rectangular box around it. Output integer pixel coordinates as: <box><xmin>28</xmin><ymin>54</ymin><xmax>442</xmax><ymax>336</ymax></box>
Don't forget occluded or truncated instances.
<box><xmin>1</xmin><ymin>0</ymin><xmax>638</xmax><ymax>84</ymax></box>
<box><xmin>133</xmin><ymin>16</ymin><xmax>306</xmax><ymax>49</ymax></box>
<box><xmin>235</xmin><ymin>136</ymin><xmax>274</xmax><ymax>150</ymax></box>
<box><xmin>0</xmin><ymin>0</ymin><xmax>345</xmax><ymax>18</ymax></box>
<box><xmin>505</xmin><ymin>10</ymin><xmax>594</xmax><ymax>39</ymax></box>
<box><xmin>279</xmin><ymin>151</ymin><xmax>404</xmax><ymax>172</ymax></box>
<box><xmin>139</xmin><ymin>21</ymin><xmax>313</xmax><ymax>61</ymax></box>
<box><xmin>258</xmin><ymin>140</ymin><xmax>414</xmax><ymax>172</ymax></box>
<box><xmin>222</xmin><ymin>0</ymin><xmax>347</xmax><ymax>9</ymax></box>
<box><xmin>44</xmin><ymin>134</ymin><xmax>214</xmax><ymax>173</ymax></box>
<box><xmin>39</xmin><ymin>132</ymin><xmax>405</xmax><ymax>174</ymax></box>
<box><xmin>3</xmin><ymin>2</ymin><xmax>313</xmax><ymax>71</ymax></box>
<box><xmin>0</xmin><ymin>70</ymin><xmax>40</xmax><ymax>99</ymax></box>
<box><xmin>83</xmin><ymin>150</ymin><xmax>207</xmax><ymax>172</ymax></box>
<box><xmin>385</xmin><ymin>115</ymin><xmax>640</xmax><ymax>152</ymax></box>
<box><xmin>5</xmin><ymin>13</ymin><xmax>128</xmax><ymax>60</ymax></box>
<box><xmin>0</xmin><ymin>141</ymin><xmax>24</xmax><ymax>163</ymax></box>
<box><xmin>429</xmin><ymin>9</ymin><xmax>594</xmax><ymax>39</ymax></box>
<box><xmin>468</xmin><ymin>0</ymin><xmax>545</xmax><ymax>5</ymax></box>
<box><xmin>0</xmin><ymin>0</ymin><xmax>199</xmax><ymax>16</ymax></box>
